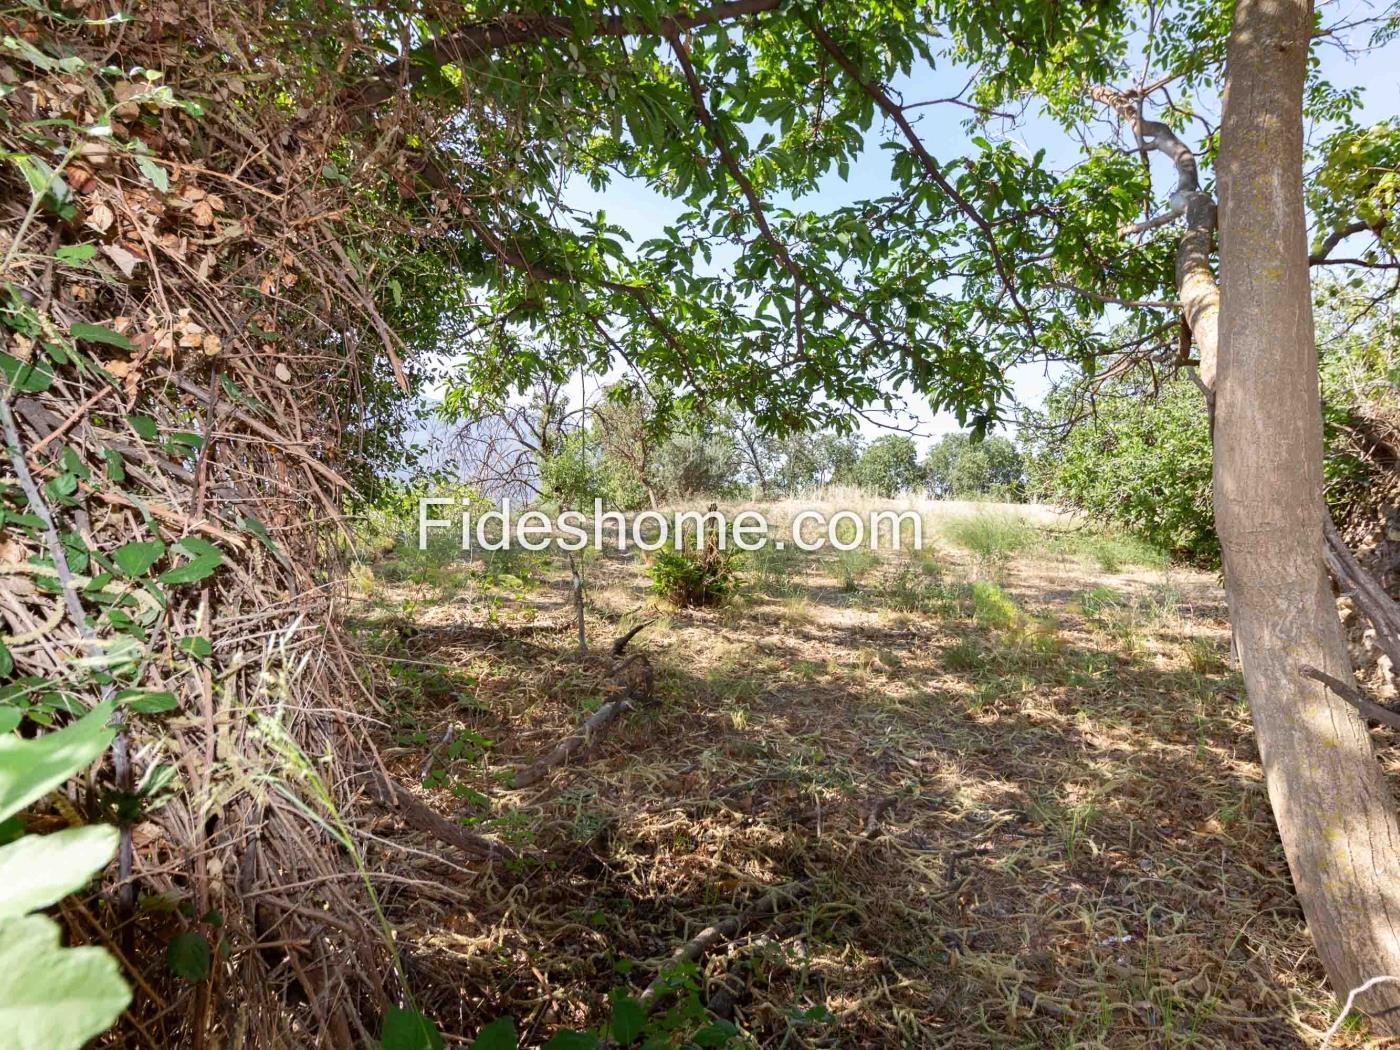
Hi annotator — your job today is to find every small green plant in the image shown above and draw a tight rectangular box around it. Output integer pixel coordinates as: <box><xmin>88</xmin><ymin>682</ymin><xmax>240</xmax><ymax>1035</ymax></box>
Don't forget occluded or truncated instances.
<box><xmin>942</xmin><ymin>638</ymin><xmax>985</xmax><ymax>672</ymax></box>
<box><xmin>834</xmin><ymin>546</ymin><xmax>878</xmax><ymax>591</ymax></box>
<box><xmin>942</xmin><ymin>512</ymin><xmax>1032</xmax><ymax>577</ymax></box>
<box><xmin>0</xmin><ymin>701</ymin><xmax>131</xmax><ymax>1049</ymax></box>
<box><xmin>746</xmin><ymin>536</ymin><xmax>805</xmax><ymax>594</ymax></box>
<box><xmin>970</xmin><ymin>580</ymin><xmax>1019</xmax><ymax>630</ymax></box>
<box><xmin>1182</xmin><ymin>637</ymin><xmax>1226</xmax><ymax>674</ymax></box>
<box><xmin>649</xmin><ymin>541</ymin><xmax>739</xmax><ymax>607</ymax></box>
<box><xmin>1077</xmin><ymin>586</ymin><xmax>1120</xmax><ymax>619</ymax></box>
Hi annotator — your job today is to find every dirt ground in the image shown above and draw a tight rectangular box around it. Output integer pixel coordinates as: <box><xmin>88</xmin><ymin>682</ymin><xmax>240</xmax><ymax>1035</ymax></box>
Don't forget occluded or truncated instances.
<box><xmin>347</xmin><ymin>501</ymin><xmax>1385</xmax><ymax>1048</ymax></box>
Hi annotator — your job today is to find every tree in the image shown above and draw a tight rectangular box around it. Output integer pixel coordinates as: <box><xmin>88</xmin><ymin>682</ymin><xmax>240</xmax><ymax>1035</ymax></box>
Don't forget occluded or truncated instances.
<box><xmin>1027</xmin><ymin>377</ymin><xmax>1217</xmax><ymax>561</ymax></box>
<box><xmin>775</xmin><ymin>431</ymin><xmax>864</xmax><ymax>494</ymax></box>
<box><xmin>1213</xmin><ymin>0</ymin><xmax>1400</xmax><ymax>1021</ymax></box>
<box><xmin>925</xmin><ymin>432</ymin><xmax>1024</xmax><ymax>500</ymax></box>
<box><xmin>851</xmin><ymin>435</ymin><xmax>923</xmax><ymax>497</ymax></box>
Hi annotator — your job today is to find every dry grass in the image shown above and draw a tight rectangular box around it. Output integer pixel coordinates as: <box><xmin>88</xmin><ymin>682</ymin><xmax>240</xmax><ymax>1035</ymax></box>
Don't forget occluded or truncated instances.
<box><xmin>346</xmin><ymin>504</ymin><xmax>1385</xmax><ymax>1048</ymax></box>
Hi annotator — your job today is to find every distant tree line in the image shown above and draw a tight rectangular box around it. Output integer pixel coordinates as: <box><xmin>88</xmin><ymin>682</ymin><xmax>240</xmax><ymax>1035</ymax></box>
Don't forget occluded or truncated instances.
<box><xmin>443</xmin><ymin>382</ymin><xmax>1028</xmax><ymax>509</ymax></box>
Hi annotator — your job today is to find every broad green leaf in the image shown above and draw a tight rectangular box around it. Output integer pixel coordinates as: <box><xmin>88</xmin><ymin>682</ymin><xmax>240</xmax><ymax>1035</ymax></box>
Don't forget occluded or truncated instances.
<box><xmin>70</xmin><ymin>323</ymin><xmax>133</xmax><ymax>350</ymax></box>
<box><xmin>172</xmin><ymin>536</ymin><xmax>221</xmax><ymax>559</ymax></box>
<box><xmin>115</xmin><ymin>689</ymin><xmax>178</xmax><ymax>715</ymax></box>
<box><xmin>0</xmin><ymin>709</ymin><xmax>19</xmax><ymax>735</ymax></box>
<box><xmin>468</xmin><ymin>1017</ymin><xmax>518</xmax><ymax>1050</ymax></box>
<box><xmin>0</xmin><ymin>914</ymin><xmax>131</xmax><ymax>1050</ymax></box>
<box><xmin>158</xmin><ymin>552</ymin><xmax>222</xmax><ymax>585</ymax></box>
<box><xmin>0</xmin><ymin>825</ymin><xmax>117</xmax><ymax>919</ymax></box>
<box><xmin>541</xmin><ymin>1032</ymin><xmax>597</xmax><ymax>1049</ymax></box>
<box><xmin>135</xmin><ymin>156</ymin><xmax>168</xmax><ymax>192</ymax></box>
<box><xmin>382</xmin><ymin>1006</ymin><xmax>444</xmax><ymax>1050</ymax></box>
<box><xmin>609</xmin><ymin>994</ymin><xmax>645</xmax><ymax>1044</ymax></box>
<box><xmin>112</xmin><ymin>540</ymin><xmax>165</xmax><ymax>576</ymax></box>
<box><xmin>0</xmin><ymin>353</ymin><xmax>54</xmax><ymax>394</ymax></box>
<box><xmin>55</xmin><ymin>244</ymin><xmax>96</xmax><ymax>265</ymax></box>
<box><xmin>127</xmin><ymin>415</ymin><xmax>158</xmax><ymax>440</ymax></box>
<box><xmin>166</xmin><ymin>931</ymin><xmax>211</xmax><ymax>982</ymax></box>
<box><xmin>0</xmin><ymin>701</ymin><xmax>115</xmax><ymax>823</ymax></box>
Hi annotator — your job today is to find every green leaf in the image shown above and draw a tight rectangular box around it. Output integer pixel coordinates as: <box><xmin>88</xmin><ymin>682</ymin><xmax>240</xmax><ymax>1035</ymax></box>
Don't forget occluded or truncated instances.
<box><xmin>0</xmin><ymin>353</ymin><xmax>54</xmax><ymax>394</ymax></box>
<box><xmin>541</xmin><ymin>1033</ymin><xmax>597</xmax><ymax>1050</ymax></box>
<box><xmin>127</xmin><ymin>415</ymin><xmax>158</xmax><ymax>440</ymax></box>
<box><xmin>166</xmin><ymin>931</ymin><xmax>211</xmax><ymax>982</ymax></box>
<box><xmin>468</xmin><ymin>1017</ymin><xmax>518</xmax><ymax>1050</ymax></box>
<box><xmin>70</xmin><ymin>323</ymin><xmax>133</xmax><ymax>350</ymax></box>
<box><xmin>112</xmin><ymin>540</ymin><xmax>165</xmax><ymax>576</ymax></box>
<box><xmin>172</xmin><ymin>536</ymin><xmax>221</xmax><ymax>559</ymax></box>
<box><xmin>178</xmin><ymin>636</ymin><xmax>213</xmax><ymax>658</ymax></box>
<box><xmin>116</xmin><ymin>689</ymin><xmax>177</xmax><ymax>715</ymax></box>
<box><xmin>0</xmin><ymin>825</ymin><xmax>117</xmax><ymax>919</ymax></box>
<box><xmin>0</xmin><ymin>914</ymin><xmax>131</xmax><ymax>1050</ymax></box>
<box><xmin>134</xmin><ymin>156</ymin><xmax>168</xmax><ymax>192</ymax></box>
<box><xmin>55</xmin><ymin>244</ymin><xmax>97</xmax><ymax>265</ymax></box>
<box><xmin>0</xmin><ymin>701</ymin><xmax>115</xmax><ymax>823</ymax></box>
<box><xmin>381</xmin><ymin>1006</ymin><xmax>444</xmax><ymax>1050</ymax></box>
<box><xmin>158</xmin><ymin>553</ymin><xmax>222</xmax><ymax>585</ymax></box>
<box><xmin>692</xmin><ymin>1020</ymin><xmax>739</xmax><ymax>1046</ymax></box>
<box><xmin>0</xmin><ymin>641</ymin><xmax>10</xmax><ymax>677</ymax></box>
<box><xmin>0</xmin><ymin>709</ymin><xmax>19</xmax><ymax>735</ymax></box>
<box><xmin>610</xmin><ymin>995</ymin><xmax>645</xmax><ymax>1044</ymax></box>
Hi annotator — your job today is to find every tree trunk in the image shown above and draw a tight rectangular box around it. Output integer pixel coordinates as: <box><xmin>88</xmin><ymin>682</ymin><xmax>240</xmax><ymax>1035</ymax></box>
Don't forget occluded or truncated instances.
<box><xmin>1215</xmin><ymin>0</ymin><xmax>1400</xmax><ymax>1027</ymax></box>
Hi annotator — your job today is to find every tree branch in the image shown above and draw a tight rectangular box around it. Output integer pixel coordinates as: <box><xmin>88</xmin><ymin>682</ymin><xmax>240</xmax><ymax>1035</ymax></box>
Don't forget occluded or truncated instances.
<box><xmin>1300</xmin><ymin>664</ymin><xmax>1400</xmax><ymax>731</ymax></box>
<box><xmin>353</xmin><ymin>0</ymin><xmax>784</xmax><ymax>109</ymax></box>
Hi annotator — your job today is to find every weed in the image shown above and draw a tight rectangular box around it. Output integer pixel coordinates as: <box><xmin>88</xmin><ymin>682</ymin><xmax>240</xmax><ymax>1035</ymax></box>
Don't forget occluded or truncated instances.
<box><xmin>649</xmin><ymin>543</ymin><xmax>740</xmax><ymax>607</ymax></box>
<box><xmin>970</xmin><ymin>580</ymin><xmax>1019</xmax><ymax>630</ymax></box>
<box><xmin>747</xmin><ymin>536</ymin><xmax>805</xmax><ymax>593</ymax></box>
<box><xmin>942</xmin><ymin>638</ymin><xmax>985</xmax><ymax>673</ymax></box>
<box><xmin>1078</xmin><ymin>586</ymin><xmax>1121</xmax><ymax>619</ymax></box>
<box><xmin>942</xmin><ymin>512</ymin><xmax>1032</xmax><ymax>577</ymax></box>
<box><xmin>834</xmin><ymin>547</ymin><xmax>879</xmax><ymax>591</ymax></box>
<box><xmin>1182</xmin><ymin>637</ymin><xmax>1225</xmax><ymax>674</ymax></box>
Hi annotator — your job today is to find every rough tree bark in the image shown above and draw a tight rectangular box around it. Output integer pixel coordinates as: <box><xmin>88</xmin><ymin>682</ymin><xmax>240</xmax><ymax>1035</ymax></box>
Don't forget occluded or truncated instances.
<box><xmin>1215</xmin><ymin>0</ymin><xmax>1400</xmax><ymax>1027</ymax></box>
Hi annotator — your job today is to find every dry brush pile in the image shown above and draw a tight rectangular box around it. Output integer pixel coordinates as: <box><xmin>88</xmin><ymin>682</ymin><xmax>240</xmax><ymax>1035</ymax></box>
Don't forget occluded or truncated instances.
<box><xmin>0</xmin><ymin>3</ymin><xmax>441</xmax><ymax>1044</ymax></box>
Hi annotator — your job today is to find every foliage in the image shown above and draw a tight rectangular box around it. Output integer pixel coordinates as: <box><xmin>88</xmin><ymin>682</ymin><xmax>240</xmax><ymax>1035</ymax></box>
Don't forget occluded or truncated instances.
<box><xmin>1030</xmin><ymin>287</ymin><xmax>1399</xmax><ymax>563</ymax></box>
<box><xmin>0</xmin><ymin>703</ymin><xmax>129</xmax><ymax>1050</ymax></box>
<box><xmin>650</xmin><ymin>423</ymin><xmax>740</xmax><ymax>502</ymax></box>
<box><xmin>1026</xmin><ymin>377</ymin><xmax>1218</xmax><ymax>563</ymax></box>
<box><xmin>774</xmin><ymin>430</ymin><xmax>864</xmax><ymax>494</ymax></box>
<box><xmin>924</xmin><ymin>433</ymin><xmax>1025</xmax><ymax>500</ymax></box>
<box><xmin>850</xmin><ymin>436</ymin><xmax>924</xmax><ymax>497</ymax></box>
<box><xmin>539</xmin><ymin>433</ymin><xmax>648</xmax><ymax>510</ymax></box>
<box><xmin>648</xmin><ymin>541</ymin><xmax>740</xmax><ymax>608</ymax></box>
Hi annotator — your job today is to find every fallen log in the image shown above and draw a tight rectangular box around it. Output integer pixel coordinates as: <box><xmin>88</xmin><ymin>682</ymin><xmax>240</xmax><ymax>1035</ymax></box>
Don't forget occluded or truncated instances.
<box><xmin>510</xmin><ymin>653</ymin><xmax>654</xmax><ymax>789</ymax></box>
<box><xmin>637</xmin><ymin>883</ymin><xmax>800</xmax><ymax>1014</ymax></box>
<box><xmin>362</xmin><ymin>771</ymin><xmax>518</xmax><ymax>862</ymax></box>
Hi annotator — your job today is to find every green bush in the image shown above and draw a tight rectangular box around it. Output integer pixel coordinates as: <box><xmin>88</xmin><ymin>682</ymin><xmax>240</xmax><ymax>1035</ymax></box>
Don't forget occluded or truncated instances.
<box><xmin>970</xmin><ymin>580</ymin><xmax>1020</xmax><ymax>630</ymax></box>
<box><xmin>925</xmin><ymin>432</ymin><xmax>1025</xmax><ymax>499</ymax></box>
<box><xmin>649</xmin><ymin>543</ymin><xmax>740</xmax><ymax>607</ymax></box>
<box><xmin>1026</xmin><ymin>378</ymin><xmax>1217</xmax><ymax>563</ymax></box>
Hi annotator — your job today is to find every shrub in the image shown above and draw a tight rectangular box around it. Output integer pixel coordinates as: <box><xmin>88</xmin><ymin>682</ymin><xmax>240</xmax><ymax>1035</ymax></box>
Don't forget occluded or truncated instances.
<box><xmin>925</xmin><ymin>432</ymin><xmax>1025</xmax><ymax>499</ymax></box>
<box><xmin>649</xmin><ymin>542</ymin><xmax>740</xmax><ymax>607</ymax></box>
<box><xmin>942</xmin><ymin>638</ymin><xmax>986</xmax><ymax>672</ymax></box>
<box><xmin>850</xmin><ymin>435</ymin><xmax>924</xmax><ymax>497</ymax></box>
<box><xmin>970</xmin><ymin>580</ymin><xmax>1019</xmax><ymax>630</ymax></box>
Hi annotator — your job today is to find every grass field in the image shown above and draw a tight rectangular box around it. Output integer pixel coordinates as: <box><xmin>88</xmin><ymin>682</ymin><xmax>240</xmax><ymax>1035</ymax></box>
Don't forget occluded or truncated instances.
<box><xmin>346</xmin><ymin>500</ymin><xmax>1373</xmax><ymax>1048</ymax></box>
